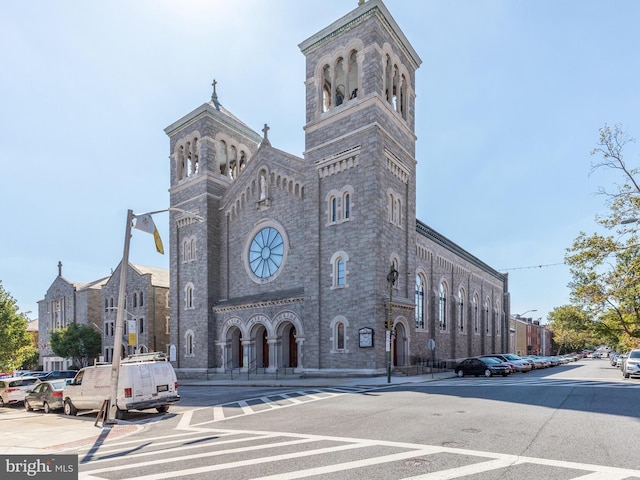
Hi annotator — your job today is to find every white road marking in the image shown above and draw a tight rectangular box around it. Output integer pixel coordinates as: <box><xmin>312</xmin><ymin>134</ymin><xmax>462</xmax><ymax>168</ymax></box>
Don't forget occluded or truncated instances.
<box><xmin>77</xmin><ymin>427</ymin><xmax>640</xmax><ymax>480</ymax></box>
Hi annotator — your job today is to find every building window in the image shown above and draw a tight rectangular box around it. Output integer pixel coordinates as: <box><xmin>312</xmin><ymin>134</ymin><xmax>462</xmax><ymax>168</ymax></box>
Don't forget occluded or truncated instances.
<box><xmin>458</xmin><ymin>287</ymin><xmax>465</xmax><ymax>333</ymax></box>
<box><xmin>140</xmin><ymin>291</ymin><xmax>144</xmax><ymax>307</ymax></box>
<box><xmin>139</xmin><ymin>318</ymin><xmax>144</xmax><ymax>334</ymax></box>
<box><xmin>337</xmin><ymin>322</ymin><xmax>345</xmax><ymax>350</ymax></box>
<box><xmin>185</xmin><ymin>330</ymin><xmax>194</xmax><ymax>357</ymax></box>
<box><xmin>439</xmin><ymin>281</ymin><xmax>448</xmax><ymax>332</ymax></box>
<box><xmin>485</xmin><ymin>298</ymin><xmax>491</xmax><ymax>335</ymax></box>
<box><xmin>165</xmin><ymin>316</ymin><xmax>170</xmax><ymax>335</ymax></box>
<box><xmin>330</xmin><ymin>316</ymin><xmax>349</xmax><ymax>353</ymax></box>
<box><xmin>495</xmin><ymin>301</ymin><xmax>501</xmax><ymax>336</ymax></box>
<box><xmin>330</xmin><ymin>251</ymin><xmax>349</xmax><ymax>288</ymax></box>
<box><xmin>185</xmin><ymin>283</ymin><xmax>194</xmax><ymax>309</ymax></box>
<box><xmin>473</xmin><ymin>294</ymin><xmax>479</xmax><ymax>334</ymax></box>
<box><xmin>415</xmin><ymin>274</ymin><xmax>425</xmax><ymax>329</ymax></box>
<box><xmin>343</xmin><ymin>192</ymin><xmax>350</xmax><ymax>219</ymax></box>
<box><xmin>331</xmin><ymin>196</ymin><xmax>337</xmax><ymax>222</ymax></box>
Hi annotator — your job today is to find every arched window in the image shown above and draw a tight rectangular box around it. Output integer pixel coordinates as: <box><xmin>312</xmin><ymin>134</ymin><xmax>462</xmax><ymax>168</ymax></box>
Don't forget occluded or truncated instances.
<box><xmin>185</xmin><ymin>330</ymin><xmax>194</xmax><ymax>356</ymax></box>
<box><xmin>330</xmin><ymin>251</ymin><xmax>349</xmax><ymax>288</ymax></box>
<box><xmin>337</xmin><ymin>322</ymin><xmax>345</xmax><ymax>350</ymax></box>
<box><xmin>495</xmin><ymin>301</ymin><xmax>501</xmax><ymax>336</ymax></box>
<box><xmin>415</xmin><ymin>274</ymin><xmax>425</xmax><ymax>329</ymax></box>
<box><xmin>330</xmin><ymin>316</ymin><xmax>349</xmax><ymax>353</ymax></box>
<box><xmin>335</xmin><ymin>57</ymin><xmax>345</xmax><ymax>106</ymax></box>
<box><xmin>458</xmin><ymin>287</ymin><xmax>465</xmax><ymax>333</ymax></box>
<box><xmin>139</xmin><ymin>291</ymin><xmax>144</xmax><ymax>307</ymax></box>
<box><xmin>322</xmin><ymin>65</ymin><xmax>332</xmax><ymax>112</ymax></box>
<box><xmin>133</xmin><ymin>292</ymin><xmax>138</xmax><ymax>308</ymax></box>
<box><xmin>473</xmin><ymin>294</ymin><xmax>479</xmax><ymax>334</ymax></box>
<box><xmin>343</xmin><ymin>192</ymin><xmax>350</xmax><ymax>220</ymax></box>
<box><xmin>439</xmin><ymin>281</ymin><xmax>448</xmax><ymax>331</ymax></box>
<box><xmin>485</xmin><ymin>298</ymin><xmax>491</xmax><ymax>335</ymax></box>
<box><xmin>331</xmin><ymin>196</ymin><xmax>337</xmax><ymax>223</ymax></box>
<box><xmin>347</xmin><ymin>50</ymin><xmax>359</xmax><ymax>100</ymax></box>
<box><xmin>185</xmin><ymin>283</ymin><xmax>194</xmax><ymax>309</ymax></box>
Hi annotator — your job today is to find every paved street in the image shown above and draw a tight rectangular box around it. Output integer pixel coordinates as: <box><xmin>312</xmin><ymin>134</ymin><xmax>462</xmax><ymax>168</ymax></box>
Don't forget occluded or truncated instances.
<box><xmin>3</xmin><ymin>357</ymin><xmax>639</xmax><ymax>479</ymax></box>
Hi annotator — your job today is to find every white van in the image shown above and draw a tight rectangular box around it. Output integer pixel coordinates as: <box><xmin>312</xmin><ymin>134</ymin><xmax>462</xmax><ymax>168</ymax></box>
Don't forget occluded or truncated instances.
<box><xmin>63</xmin><ymin>353</ymin><xmax>179</xmax><ymax>418</ymax></box>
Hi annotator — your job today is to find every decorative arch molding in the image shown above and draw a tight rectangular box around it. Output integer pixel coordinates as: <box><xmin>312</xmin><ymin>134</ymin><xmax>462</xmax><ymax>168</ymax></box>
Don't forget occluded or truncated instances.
<box><xmin>221</xmin><ymin>316</ymin><xmax>248</xmax><ymax>340</ymax></box>
<box><xmin>247</xmin><ymin>313</ymin><xmax>274</xmax><ymax>338</ymax></box>
<box><xmin>272</xmin><ymin>310</ymin><xmax>304</xmax><ymax>338</ymax></box>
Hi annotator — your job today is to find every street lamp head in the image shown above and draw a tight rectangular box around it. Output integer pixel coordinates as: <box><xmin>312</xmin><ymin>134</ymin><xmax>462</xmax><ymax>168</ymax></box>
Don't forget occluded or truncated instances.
<box><xmin>515</xmin><ymin>309</ymin><xmax>537</xmax><ymax>318</ymax></box>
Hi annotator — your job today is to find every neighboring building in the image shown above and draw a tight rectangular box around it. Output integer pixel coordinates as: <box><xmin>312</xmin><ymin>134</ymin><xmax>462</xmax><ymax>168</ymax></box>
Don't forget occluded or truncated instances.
<box><xmin>38</xmin><ymin>262</ymin><xmax>108</xmax><ymax>371</ymax></box>
<box><xmin>38</xmin><ymin>261</ymin><xmax>169</xmax><ymax>369</ymax></box>
<box><xmin>166</xmin><ymin>0</ymin><xmax>510</xmax><ymax>378</ymax></box>
<box><xmin>101</xmin><ymin>263</ymin><xmax>170</xmax><ymax>362</ymax></box>
<box><xmin>511</xmin><ymin>315</ymin><xmax>553</xmax><ymax>356</ymax></box>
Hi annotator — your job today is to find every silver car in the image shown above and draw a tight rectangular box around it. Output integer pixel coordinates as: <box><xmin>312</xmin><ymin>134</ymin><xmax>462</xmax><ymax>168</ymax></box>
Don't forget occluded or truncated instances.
<box><xmin>623</xmin><ymin>349</ymin><xmax>640</xmax><ymax>378</ymax></box>
<box><xmin>24</xmin><ymin>379</ymin><xmax>69</xmax><ymax>413</ymax></box>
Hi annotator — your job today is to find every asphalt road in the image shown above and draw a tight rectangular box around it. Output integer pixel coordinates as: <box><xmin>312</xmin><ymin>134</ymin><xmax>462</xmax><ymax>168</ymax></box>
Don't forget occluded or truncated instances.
<box><xmin>2</xmin><ymin>357</ymin><xmax>637</xmax><ymax>479</ymax></box>
<box><xmin>64</xmin><ymin>357</ymin><xmax>640</xmax><ymax>479</ymax></box>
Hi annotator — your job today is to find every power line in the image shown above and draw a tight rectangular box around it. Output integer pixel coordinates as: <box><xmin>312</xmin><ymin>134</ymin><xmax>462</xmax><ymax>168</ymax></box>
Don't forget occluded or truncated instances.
<box><xmin>499</xmin><ymin>262</ymin><xmax>565</xmax><ymax>272</ymax></box>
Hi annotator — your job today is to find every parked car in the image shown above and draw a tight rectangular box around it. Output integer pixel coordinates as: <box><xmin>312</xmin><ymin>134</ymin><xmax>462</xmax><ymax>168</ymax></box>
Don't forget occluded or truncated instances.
<box><xmin>622</xmin><ymin>349</ymin><xmax>640</xmax><ymax>378</ymax></box>
<box><xmin>24</xmin><ymin>379</ymin><xmax>69</xmax><ymax>413</ymax></box>
<box><xmin>0</xmin><ymin>376</ymin><xmax>39</xmax><ymax>406</ymax></box>
<box><xmin>40</xmin><ymin>370</ymin><xmax>78</xmax><ymax>381</ymax></box>
<box><xmin>481</xmin><ymin>354</ymin><xmax>532</xmax><ymax>373</ymax></box>
<box><xmin>454</xmin><ymin>357</ymin><xmax>510</xmax><ymax>377</ymax></box>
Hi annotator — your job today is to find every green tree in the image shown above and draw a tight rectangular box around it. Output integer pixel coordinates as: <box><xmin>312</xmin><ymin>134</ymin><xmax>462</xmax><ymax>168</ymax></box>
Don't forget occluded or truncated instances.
<box><xmin>50</xmin><ymin>322</ymin><xmax>102</xmax><ymax>368</ymax></box>
<box><xmin>565</xmin><ymin>124</ymin><xmax>640</xmax><ymax>348</ymax></box>
<box><xmin>0</xmin><ymin>281</ymin><xmax>37</xmax><ymax>372</ymax></box>
<box><xmin>548</xmin><ymin>305</ymin><xmax>594</xmax><ymax>354</ymax></box>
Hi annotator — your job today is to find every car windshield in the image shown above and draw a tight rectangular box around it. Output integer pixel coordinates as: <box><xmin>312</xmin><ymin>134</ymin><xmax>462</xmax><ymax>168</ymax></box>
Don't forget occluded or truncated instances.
<box><xmin>504</xmin><ymin>354</ymin><xmax>521</xmax><ymax>360</ymax></box>
<box><xmin>629</xmin><ymin>351</ymin><xmax>640</xmax><ymax>359</ymax></box>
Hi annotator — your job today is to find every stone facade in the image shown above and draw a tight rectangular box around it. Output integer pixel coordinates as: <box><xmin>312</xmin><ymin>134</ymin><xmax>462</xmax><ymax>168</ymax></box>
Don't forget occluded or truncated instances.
<box><xmin>101</xmin><ymin>263</ymin><xmax>170</xmax><ymax>361</ymax></box>
<box><xmin>37</xmin><ymin>262</ymin><xmax>169</xmax><ymax>370</ymax></box>
<box><xmin>37</xmin><ymin>262</ymin><xmax>108</xmax><ymax>370</ymax></box>
<box><xmin>166</xmin><ymin>0</ymin><xmax>509</xmax><ymax>379</ymax></box>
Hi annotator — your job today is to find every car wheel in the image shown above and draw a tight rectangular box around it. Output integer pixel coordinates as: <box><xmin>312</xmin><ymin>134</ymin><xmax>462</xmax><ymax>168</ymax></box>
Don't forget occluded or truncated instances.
<box><xmin>502</xmin><ymin>372</ymin><xmax>509</xmax><ymax>377</ymax></box>
<box><xmin>156</xmin><ymin>405</ymin><xmax>170</xmax><ymax>413</ymax></box>
<box><xmin>43</xmin><ymin>402</ymin><xmax>50</xmax><ymax>414</ymax></box>
<box><xmin>25</xmin><ymin>400</ymin><xmax>33</xmax><ymax>412</ymax></box>
<box><xmin>115</xmin><ymin>408</ymin><xmax>126</xmax><ymax>420</ymax></box>
<box><xmin>624</xmin><ymin>371</ymin><xmax>630</xmax><ymax>379</ymax></box>
<box><xmin>484</xmin><ymin>369</ymin><xmax>492</xmax><ymax>377</ymax></box>
<box><xmin>63</xmin><ymin>399</ymin><xmax>77</xmax><ymax>416</ymax></box>
<box><xmin>456</xmin><ymin>370</ymin><xmax>464</xmax><ymax>378</ymax></box>
<box><xmin>0</xmin><ymin>396</ymin><xmax>5</xmax><ymax>408</ymax></box>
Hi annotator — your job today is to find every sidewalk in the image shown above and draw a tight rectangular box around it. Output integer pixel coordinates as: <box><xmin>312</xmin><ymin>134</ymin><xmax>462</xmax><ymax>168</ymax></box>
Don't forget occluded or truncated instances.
<box><xmin>0</xmin><ymin>371</ymin><xmax>454</xmax><ymax>455</ymax></box>
<box><xmin>179</xmin><ymin>370</ymin><xmax>455</xmax><ymax>389</ymax></box>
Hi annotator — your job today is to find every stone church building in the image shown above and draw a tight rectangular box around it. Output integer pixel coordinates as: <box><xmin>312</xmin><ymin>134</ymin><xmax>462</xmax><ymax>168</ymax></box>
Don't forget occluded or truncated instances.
<box><xmin>165</xmin><ymin>0</ymin><xmax>510</xmax><ymax>378</ymax></box>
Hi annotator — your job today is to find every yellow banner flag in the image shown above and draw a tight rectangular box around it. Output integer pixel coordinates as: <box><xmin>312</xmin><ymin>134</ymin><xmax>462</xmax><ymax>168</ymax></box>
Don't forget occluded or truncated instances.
<box><xmin>133</xmin><ymin>213</ymin><xmax>164</xmax><ymax>254</ymax></box>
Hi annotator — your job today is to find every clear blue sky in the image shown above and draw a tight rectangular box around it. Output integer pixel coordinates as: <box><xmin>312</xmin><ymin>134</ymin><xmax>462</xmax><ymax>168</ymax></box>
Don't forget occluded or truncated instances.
<box><xmin>1</xmin><ymin>0</ymin><xmax>638</xmax><ymax>324</ymax></box>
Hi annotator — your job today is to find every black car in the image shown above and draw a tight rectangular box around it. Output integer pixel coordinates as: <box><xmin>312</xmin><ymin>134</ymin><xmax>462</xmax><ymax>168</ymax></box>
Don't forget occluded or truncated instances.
<box><xmin>40</xmin><ymin>371</ymin><xmax>78</xmax><ymax>380</ymax></box>
<box><xmin>454</xmin><ymin>357</ymin><xmax>510</xmax><ymax>377</ymax></box>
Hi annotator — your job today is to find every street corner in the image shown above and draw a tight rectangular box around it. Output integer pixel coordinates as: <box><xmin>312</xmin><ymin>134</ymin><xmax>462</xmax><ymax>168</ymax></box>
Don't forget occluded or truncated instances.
<box><xmin>50</xmin><ymin>423</ymin><xmax>142</xmax><ymax>452</ymax></box>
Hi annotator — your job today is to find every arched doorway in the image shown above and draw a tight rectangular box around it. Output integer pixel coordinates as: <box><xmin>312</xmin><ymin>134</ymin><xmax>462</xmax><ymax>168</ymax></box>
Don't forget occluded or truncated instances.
<box><xmin>281</xmin><ymin>324</ymin><xmax>298</xmax><ymax>368</ymax></box>
<box><xmin>393</xmin><ymin>322</ymin><xmax>407</xmax><ymax>366</ymax></box>
<box><xmin>254</xmin><ymin>325</ymin><xmax>269</xmax><ymax>369</ymax></box>
<box><xmin>227</xmin><ymin>326</ymin><xmax>243</xmax><ymax>369</ymax></box>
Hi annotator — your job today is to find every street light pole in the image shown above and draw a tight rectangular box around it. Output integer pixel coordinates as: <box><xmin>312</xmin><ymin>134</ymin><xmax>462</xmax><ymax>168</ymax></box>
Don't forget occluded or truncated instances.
<box><xmin>386</xmin><ymin>265</ymin><xmax>398</xmax><ymax>383</ymax></box>
<box><xmin>106</xmin><ymin>207</ymin><xmax>203</xmax><ymax>424</ymax></box>
<box><xmin>107</xmin><ymin>209</ymin><xmax>133</xmax><ymax>423</ymax></box>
